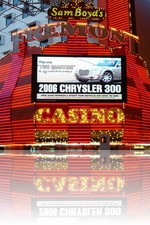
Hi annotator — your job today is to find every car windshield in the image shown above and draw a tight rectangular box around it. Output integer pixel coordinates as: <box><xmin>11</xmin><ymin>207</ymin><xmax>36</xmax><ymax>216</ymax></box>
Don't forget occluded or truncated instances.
<box><xmin>96</xmin><ymin>60</ymin><xmax>118</xmax><ymax>67</ymax></box>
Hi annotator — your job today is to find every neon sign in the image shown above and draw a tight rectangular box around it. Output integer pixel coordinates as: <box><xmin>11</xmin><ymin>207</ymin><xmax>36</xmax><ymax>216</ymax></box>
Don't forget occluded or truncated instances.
<box><xmin>34</xmin><ymin>107</ymin><xmax>125</xmax><ymax>124</ymax></box>
<box><xmin>48</xmin><ymin>0</ymin><xmax>105</xmax><ymax>22</ymax></box>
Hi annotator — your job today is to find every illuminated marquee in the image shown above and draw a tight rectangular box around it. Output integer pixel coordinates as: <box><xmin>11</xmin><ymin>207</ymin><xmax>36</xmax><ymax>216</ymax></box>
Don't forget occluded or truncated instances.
<box><xmin>12</xmin><ymin>22</ymin><xmax>139</xmax><ymax>54</ymax></box>
<box><xmin>48</xmin><ymin>0</ymin><xmax>105</xmax><ymax>22</ymax></box>
<box><xmin>34</xmin><ymin>108</ymin><xmax>125</xmax><ymax>124</ymax></box>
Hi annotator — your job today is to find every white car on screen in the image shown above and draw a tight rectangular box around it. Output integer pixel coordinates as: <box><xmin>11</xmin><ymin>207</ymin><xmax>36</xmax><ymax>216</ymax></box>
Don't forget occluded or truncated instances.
<box><xmin>74</xmin><ymin>59</ymin><xmax>121</xmax><ymax>83</ymax></box>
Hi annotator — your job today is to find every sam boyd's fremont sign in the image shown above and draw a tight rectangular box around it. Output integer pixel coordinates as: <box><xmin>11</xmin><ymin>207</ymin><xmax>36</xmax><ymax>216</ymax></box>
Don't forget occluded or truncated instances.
<box><xmin>12</xmin><ymin>0</ymin><xmax>139</xmax><ymax>53</ymax></box>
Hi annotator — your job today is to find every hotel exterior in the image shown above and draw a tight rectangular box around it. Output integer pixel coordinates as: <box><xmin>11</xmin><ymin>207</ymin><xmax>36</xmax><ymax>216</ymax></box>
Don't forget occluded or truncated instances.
<box><xmin>0</xmin><ymin>0</ymin><xmax>150</xmax><ymax>150</ymax></box>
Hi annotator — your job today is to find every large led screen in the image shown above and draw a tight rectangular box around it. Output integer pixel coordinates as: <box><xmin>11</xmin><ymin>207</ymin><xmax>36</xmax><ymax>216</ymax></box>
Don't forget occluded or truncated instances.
<box><xmin>32</xmin><ymin>55</ymin><xmax>127</xmax><ymax>102</ymax></box>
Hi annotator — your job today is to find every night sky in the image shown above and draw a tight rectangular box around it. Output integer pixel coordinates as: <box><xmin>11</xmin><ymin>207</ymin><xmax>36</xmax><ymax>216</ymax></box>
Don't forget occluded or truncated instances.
<box><xmin>135</xmin><ymin>0</ymin><xmax>150</xmax><ymax>74</ymax></box>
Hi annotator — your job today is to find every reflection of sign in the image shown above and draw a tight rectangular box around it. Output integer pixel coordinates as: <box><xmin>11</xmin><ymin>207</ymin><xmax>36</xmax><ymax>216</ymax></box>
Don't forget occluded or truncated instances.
<box><xmin>35</xmin><ymin>176</ymin><xmax>124</xmax><ymax>193</ymax></box>
<box><xmin>48</xmin><ymin>0</ymin><xmax>105</xmax><ymax>22</ymax></box>
<box><xmin>32</xmin><ymin>55</ymin><xmax>127</xmax><ymax>102</ymax></box>
<box><xmin>34</xmin><ymin>108</ymin><xmax>125</xmax><ymax>124</ymax></box>
<box><xmin>33</xmin><ymin>198</ymin><xmax>126</xmax><ymax>223</ymax></box>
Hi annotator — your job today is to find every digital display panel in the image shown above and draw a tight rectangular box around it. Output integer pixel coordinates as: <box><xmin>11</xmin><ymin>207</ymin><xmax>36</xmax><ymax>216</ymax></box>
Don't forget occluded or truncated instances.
<box><xmin>32</xmin><ymin>55</ymin><xmax>127</xmax><ymax>102</ymax></box>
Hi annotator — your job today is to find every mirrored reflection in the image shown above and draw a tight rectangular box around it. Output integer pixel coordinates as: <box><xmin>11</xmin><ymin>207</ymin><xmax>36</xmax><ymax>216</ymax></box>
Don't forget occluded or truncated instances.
<box><xmin>0</xmin><ymin>150</ymin><xmax>150</xmax><ymax>225</ymax></box>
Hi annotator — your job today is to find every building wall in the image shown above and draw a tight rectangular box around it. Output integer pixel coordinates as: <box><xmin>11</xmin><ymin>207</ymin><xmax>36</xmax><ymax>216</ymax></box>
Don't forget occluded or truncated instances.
<box><xmin>134</xmin><ymin>0</ymin><xmax>150</xmax><ymax>73</ymax></box>
<box><xmin>0</xmin><ymin>0</ymin><xmax>150</xmax><ymax>146</ymax></box>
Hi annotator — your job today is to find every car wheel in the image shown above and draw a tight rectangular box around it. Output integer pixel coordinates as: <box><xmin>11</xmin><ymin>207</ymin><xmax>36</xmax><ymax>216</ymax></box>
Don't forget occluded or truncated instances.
<box><xmin>101</xmin><ymin>71</ymin><xmax>113</xmax><ymax>83</ymax></box>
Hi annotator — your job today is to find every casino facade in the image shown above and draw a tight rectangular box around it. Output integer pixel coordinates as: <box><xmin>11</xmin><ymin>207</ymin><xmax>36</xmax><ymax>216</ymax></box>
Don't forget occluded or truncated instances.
<box><xmin>0</xmin><ymin>0</ymin><xmax>150</xmax><ymax>150</ymax></box>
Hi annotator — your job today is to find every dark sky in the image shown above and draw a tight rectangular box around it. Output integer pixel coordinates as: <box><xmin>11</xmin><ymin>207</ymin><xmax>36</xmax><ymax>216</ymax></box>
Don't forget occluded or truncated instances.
<box><xmin>134</xmin><ymin>0</ymin><xmax>150</xmax><ymax>74</ymax></box>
